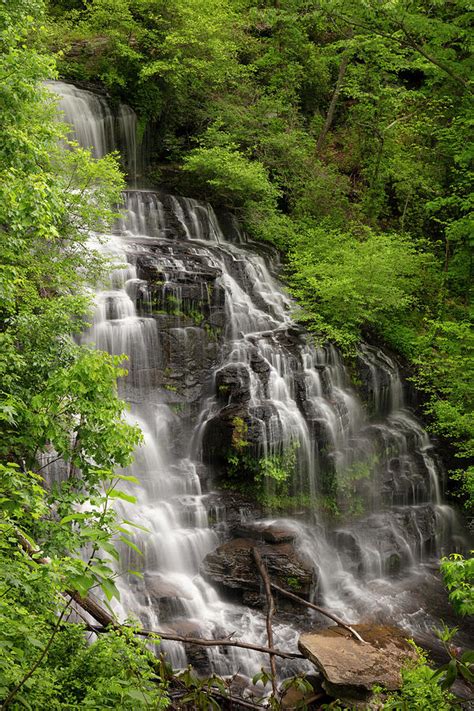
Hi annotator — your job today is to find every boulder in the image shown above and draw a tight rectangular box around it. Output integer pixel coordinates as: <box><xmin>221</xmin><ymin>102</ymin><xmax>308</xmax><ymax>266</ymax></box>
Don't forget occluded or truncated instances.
<box><xmin>201</xmin><ymin>538</ymin><xmax>314</xmax><ymax>601</ymax></box>
<box><xmin>262</xmin><ymin>524</ymin><xmax>296</xmax><ymax>544</ymax></box>
<box><xmin>299</xmin><ymin>624</ymin><xmax>417</xmax><ymax>702</ymax></box>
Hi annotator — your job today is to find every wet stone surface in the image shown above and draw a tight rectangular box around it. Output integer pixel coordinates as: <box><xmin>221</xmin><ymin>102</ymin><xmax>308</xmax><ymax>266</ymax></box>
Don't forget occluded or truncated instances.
<box><xmin>201</xmin><ymin>537</ymin><xmax>314</xmax><ymax>603</ymax></box>
<box><xmin>299</xmin><ymin>625</ymin><xmax>417</xmax><ymax>703</ymax></box>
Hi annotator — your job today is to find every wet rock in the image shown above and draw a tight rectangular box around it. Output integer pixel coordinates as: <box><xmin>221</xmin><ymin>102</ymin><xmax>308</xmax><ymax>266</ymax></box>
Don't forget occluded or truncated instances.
<box><xmin>334</xmin><ymin>505</ymin><xmax>439</xmax><ymax>577</ymax></box>
<box><xmin>201</xmin><ymin>538</ymin><xmax>314</xmax><ymax>601</ymax></box>
<box><xmin>299</xmin><ymin>624</ymin><xmax>417</xmax><ymax>704</ymax></box>
<box><xmin>249</xmin><ymin>349</ymin><xmax>271</xmax><ymax>394</ymax></box>
<box><xmin>242</xmin><ymin>590</ymin><xmax>265</xmax><ymax>607</ymax></box>
<box><xmin>146</xmin><ymin>575</ymin><xmax>192</xmax><ymax>603</ymax></box>
<box><xmin>204</xmin><ymin>491</ymin><xmax>264</xmax><ymax>529</ymax></box>
<box><xmin>215</xmin><ymin>363</ymin><xmax>251</xmax><ymax>404</ymax></box>
<box><xmin>201</xmin><ymin>404</ymin><xmax>265</xmax><ymax>468</ymax></box>
<box><xmin>262</xmin><ymin>524</ymin><xmax>296</xmax><ymax>544</ymax></box>
<box><xmin>231</xmin><ymin>521</ymin><xmax>266</xmax><ymax>541</ymax></box>
<box><xmin>229</xmin><ymin>522</ymin><xmax>296</xmax><ymax>545</ymax></box>
<box><xmin>145</xmin><ymin>576</ymin><xmax>193</xmax><ymax>620</ymax></box>
<box><xmin>170</xmin><ymin>619</ymin><xmax>204</xmax><ymax>638</ymax></box>
<box><xmin>169</xmin><ymin>619</ymin><xmax>210</xmax><ymax>672</ymax></box>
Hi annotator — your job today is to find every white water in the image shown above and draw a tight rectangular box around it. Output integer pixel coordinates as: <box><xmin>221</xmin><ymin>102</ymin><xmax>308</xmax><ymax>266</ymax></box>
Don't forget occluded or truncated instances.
<box><xmin>45</xmin><ymin>81</ymin><xmax>466</xmax><ymax>677</ymax></box>
<box><xmin>46</xmin><ymin>80</ymin><xmax>138</xmax><ymax>181</ymax></box>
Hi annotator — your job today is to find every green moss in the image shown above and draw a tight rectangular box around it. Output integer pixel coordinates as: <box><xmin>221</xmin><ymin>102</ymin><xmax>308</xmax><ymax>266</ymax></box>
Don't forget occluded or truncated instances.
<box><xmin>286</xmin><ymin>577</ymin><xmax>302</xmax><ymax>591</ymax></box>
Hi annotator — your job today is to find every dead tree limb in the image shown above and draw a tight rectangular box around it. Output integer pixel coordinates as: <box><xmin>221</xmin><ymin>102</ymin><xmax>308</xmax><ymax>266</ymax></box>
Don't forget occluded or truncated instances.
<box><xmin>270</xmin><ymin>583</ymin><xmax>367</xmax><ymax>644</ymax></box>
<box><xmin>253</xmin><ymin>548</ymin><xmax>277</xmax><ymax>693</ymax></box>
<box><xmin>212</xmin><ymin>692</ymin><xmax>263</xmax><ymax>710</ymax></box>
<box><xmin>68</xmin><ymin>590</ymin><xmax>115</xmax><ymax>627</ymax></box>
<box><xmin>87</xmin><ymin>625</ymin><xmax>304</xmax><ymax>660</ymax></box>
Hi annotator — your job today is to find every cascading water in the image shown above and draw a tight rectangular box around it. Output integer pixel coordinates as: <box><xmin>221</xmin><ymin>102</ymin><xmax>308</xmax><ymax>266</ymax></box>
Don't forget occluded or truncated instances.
<box><xmin>47</xmin><ymin>80</ymin><xmax>138</xmax><ymax>181</ymax></box>
<box><xmin>46</xmin><ymin>81</ymin><xmax>467</xmax><ymax>678</ymax></box>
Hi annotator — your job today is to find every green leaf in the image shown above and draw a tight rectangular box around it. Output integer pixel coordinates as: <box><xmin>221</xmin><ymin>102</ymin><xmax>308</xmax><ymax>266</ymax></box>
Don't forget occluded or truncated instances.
<box><xmin>60</xmin><ymin>513</ymin><xmax>89</xmax><ymax>525</ymax></box>
<box><xmin>100</xmin><ymin>577</ymin><xmax>120</xmax><ymax>602</ymax></box>
<box><xmin>101</xmin><ymin>541</ymin><xmax>120</xmax><ymax>561</ymax></box>
<box><xmin>107</xmin><ymin>489</ymin><xmax>137</xmax><ymax>504</ymax></box>
<box><xmin>113</xmin><ymin>474</ymin><xmax>140</xmax><ymax>484</ymax></box>
<box><xmin>122</xmin><ymin>519</ymin><xmax>150</xmax><ymax>533</ymax></box>
<box><xmin>461</xmin><ymin>650</ymin><xmax>474</xmax><ymax>664</ymax></box>
<box><xmin>70</xmin><ymin>573</ymin><xmax>95</xmax><ymax>596</ymax></box>
<box><xmin>119</xmin><ymin>536</ymin><xmax>143</xmax><ymax>556</ymax></box>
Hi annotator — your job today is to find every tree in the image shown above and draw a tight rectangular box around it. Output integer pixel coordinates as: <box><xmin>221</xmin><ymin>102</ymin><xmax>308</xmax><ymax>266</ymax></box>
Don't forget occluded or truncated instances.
<box><xmin>0</xmin><ymin>2</ymin><xmax>170</xmax><ymax>706</ymax></box>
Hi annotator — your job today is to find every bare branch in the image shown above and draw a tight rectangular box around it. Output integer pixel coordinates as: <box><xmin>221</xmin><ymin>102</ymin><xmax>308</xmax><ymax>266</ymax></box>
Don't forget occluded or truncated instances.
<box><xmin>270</xmin><ymin>583</ymin><xmax>367</xmax><ymax>644</ymax></box>
<box><xmin>253</xmin><ymin>548</ymin><xmax>277</xmax><ymax>693</ymax></box>
<box><xmin>88</xmin><ymin>625</ymin><xmax>304</xmax><ymax>661</ymax></box>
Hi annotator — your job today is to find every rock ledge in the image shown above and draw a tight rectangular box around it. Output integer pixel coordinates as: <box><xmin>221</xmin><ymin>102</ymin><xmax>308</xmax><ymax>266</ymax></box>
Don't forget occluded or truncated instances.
<box><xmin>299</xmin><ymin>624</ymin><xmax>417</xmax><ymax>700</ymax></box>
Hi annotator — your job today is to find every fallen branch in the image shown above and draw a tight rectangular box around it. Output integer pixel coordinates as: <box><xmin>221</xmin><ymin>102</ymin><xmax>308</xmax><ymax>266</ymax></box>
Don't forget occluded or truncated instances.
<box><xmin>253</xmin><ymin>548</ymin><xmax>277</xmax><ymax>693</ymax></box>
<box><xmin>17</xmin><ymin>530</ymin><xmax>305</xmax><ymax>663</ymax></box>
<box><xmin>87</xmin><ymin>625</ymin><xmax>304</xmax><ymax>660</ymax></box>
<box><xmin>270</xmin><ymin>583</ymin><xmax>367</xmax><ymax>644</ymax></box>
<box><xmin>201</xmin><ymin>690</ymin><xmax>263</xmax><ymax>711</ymax></box>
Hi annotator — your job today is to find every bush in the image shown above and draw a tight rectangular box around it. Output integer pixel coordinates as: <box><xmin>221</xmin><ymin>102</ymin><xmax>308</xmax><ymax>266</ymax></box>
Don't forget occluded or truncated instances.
<box><xmin>183</xmin><ymin>145</ymin><xmax>280</xmax><ymax>213</ymax></box>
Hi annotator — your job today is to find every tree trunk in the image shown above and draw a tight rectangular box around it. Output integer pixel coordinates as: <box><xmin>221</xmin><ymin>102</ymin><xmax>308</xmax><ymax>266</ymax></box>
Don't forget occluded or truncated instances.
<box><xmin>316</xmin><ymin>52</ymin><xmax>350</xmax><ymax>155</ymax></box>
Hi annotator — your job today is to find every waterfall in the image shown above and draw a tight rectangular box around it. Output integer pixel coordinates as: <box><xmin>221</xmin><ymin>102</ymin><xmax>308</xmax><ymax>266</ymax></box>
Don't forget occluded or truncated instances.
<box><xmin>45</xmin><ymin>81</ymin><xmax>465</xmax><ymax>677</ymax></box>
<box><xmin>46</xmin><ymin>80</ymin><xmax>139</xmax><ymax>181</ymax></box>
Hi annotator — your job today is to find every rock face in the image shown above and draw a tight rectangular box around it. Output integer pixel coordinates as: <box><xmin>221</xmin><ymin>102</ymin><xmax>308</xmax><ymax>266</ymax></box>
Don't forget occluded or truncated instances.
<box><xmin>201</xmin><ymin>537</ymin><xmax>314</xmax><ymax>603</ymax></box>
<box><xmin>299</xmin><ymin>624</ymin><xmax>417</xmax><ymax>701</ymax></box>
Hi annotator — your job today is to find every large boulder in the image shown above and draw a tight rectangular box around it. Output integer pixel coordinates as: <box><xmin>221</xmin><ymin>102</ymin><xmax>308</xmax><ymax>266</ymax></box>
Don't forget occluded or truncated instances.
<box><xmin>299</xmin><ymin>624</ymin><xmax>417</xmax><ymax>704</ymax></box>
<box><xmin>201</xmin><ymin>537</ymin><xmax>314</xmax><ymax>602</ymax></box>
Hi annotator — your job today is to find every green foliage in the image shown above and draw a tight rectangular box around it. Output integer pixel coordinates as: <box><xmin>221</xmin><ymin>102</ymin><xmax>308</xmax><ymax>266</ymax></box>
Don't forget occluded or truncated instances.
<box><xmin>255</xmin><ymin>442</ymin><xmax>299</xmax><ymax>487</ymax></box>
<box><xmin>371</xmin><ymin>644</ymin><xmax>458</xmax><ymax>710</ymax></box>
<box><xmin>230</xmin><ymin>416</ymin><xmax>249</xmax><ymax>453</ymax></box>
<box><xmin>183</xmin><ymin>145</ymin><xmax>280</xmax><ymax>216</ymax></box>
<box><xmin>0</xmin><ymin>462</ymin><xmax>170</xmax><ymax>709</ymax></box>
<box><xmin>288</xmin><ymin>224</ymin><xmax>437</xmax><ymax>350</ymax></box>
<box><xmin>411</xmin><ymin>320</ymin><xmax>473</xmax><ymax>510</ymax></box>
<box><xmin>226</xmin><ymin>428</ymin><xmax>300</xmax><ymax>505</ymax></box>
<box><xmin>5</xmin><ymin>0</ymin><xmax>474</xmax><ymax>700</ymax></box>
<box><xmin>286</xmin><ymin>577</ymin><xmax>302</xmax><ymax>592</ymax></box>
<box><xmin>49</xmin><ymin>0</ymin><xmax>242</xmax><ymax>129</ymax></box>
<box><xmin>431</xmin><ymin>621</ymin><xmax>474</xmax><ymax>691</ymax></box>
<box><xmin>440</xmin><ymin>553</ymin><xmax>474</xmax><ymax>616</ymax></box>
<box><xmin>0</xmin><ymin>1</ymin><xmax>172</xmax><ymax>707</ymax></box>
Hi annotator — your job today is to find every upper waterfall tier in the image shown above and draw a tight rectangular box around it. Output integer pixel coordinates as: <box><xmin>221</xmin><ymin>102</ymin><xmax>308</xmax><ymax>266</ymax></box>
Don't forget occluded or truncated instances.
<box><xmin>46</xmin><ymin>80</ymin><xmax>138</xmax><ymax>180</ymax></box>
